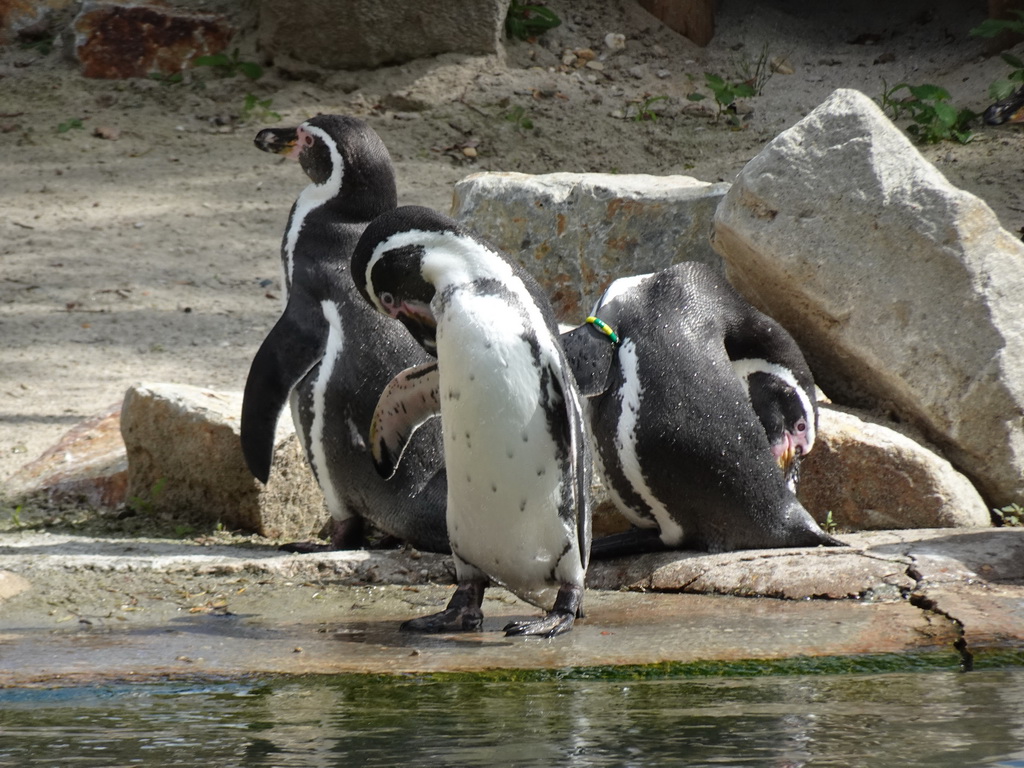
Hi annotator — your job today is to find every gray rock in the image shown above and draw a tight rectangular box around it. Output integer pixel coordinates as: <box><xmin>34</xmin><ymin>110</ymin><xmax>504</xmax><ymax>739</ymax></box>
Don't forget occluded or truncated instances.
<box><xmin>799</xmin><ymin>405</ymin><xmax>992</xmax><ymax>531</ymax></box>
<box><xmin>452</xmin><ymin>171</ymin><xmax>729</xmax><ymax>320</ymax></box>
<box><xmin>713</xmin><ymin>88</ymin><xmax>1024</xmax><ymax>506</ymax></box>
<box><xmin>120</xmin><ymin>383</ymin><xmax>328</xmax><ymax>540</ymax></box>
<box><xmin>258</xmin><ymin>0</ymin><xmax>510</xmax><ymax>71</ymax></box>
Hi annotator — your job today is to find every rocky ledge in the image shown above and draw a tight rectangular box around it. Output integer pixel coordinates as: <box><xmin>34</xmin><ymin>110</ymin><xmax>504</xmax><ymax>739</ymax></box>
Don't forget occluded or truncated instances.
<box><xmin>1</xmin><ymin>527</ymin><xmax>1021</xmax><ymax>685</ymax></box>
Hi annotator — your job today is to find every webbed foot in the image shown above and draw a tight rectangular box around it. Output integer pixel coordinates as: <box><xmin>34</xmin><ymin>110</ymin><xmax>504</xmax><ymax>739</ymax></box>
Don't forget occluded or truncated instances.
<box><xmin>400</xmin><ymin>579</ymin><xmax>485</xmax><ymax>633</ymax></box>
<box><xmin>278</xmin><ymin>517</ymin><xmax>367</xmax><ymax>553</ymax></box>
<box><xmin>503</xmin><ymin>583</ymin><xmax>583</xmax><ymax>638</ymax></box>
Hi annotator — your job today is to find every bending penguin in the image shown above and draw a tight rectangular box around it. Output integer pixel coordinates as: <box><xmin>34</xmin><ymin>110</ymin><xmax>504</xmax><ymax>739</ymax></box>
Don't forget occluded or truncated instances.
<box><xmin>560</xmin><ymin>261</ymin><xmax>844</xmax><ymax>556</ymax></box>
<box><xmin>241</xmin><ymin>115</ymin><xmax>449</xmax><ymax>553</ymax></box>
<box><xmin>351</xmin><ymin>206</ymin><xmax>592</xmax><ymax>637</ymax></box>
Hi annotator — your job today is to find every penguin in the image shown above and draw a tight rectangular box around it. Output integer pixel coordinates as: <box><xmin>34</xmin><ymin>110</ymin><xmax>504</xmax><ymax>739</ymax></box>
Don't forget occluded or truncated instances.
<box><xmin>560</xmin><ymin>261</ymin><xmax>843</xmax><ymax>557</ymax></box>
<box><xmin>351</xmin><ymin>205</ymin><xmax>591</xmax><ymax>638</ymax></box>
<box><xmin>241</xmin><ymin>115</ymin><xmax>449</xmax><ymax>553</ymax></box>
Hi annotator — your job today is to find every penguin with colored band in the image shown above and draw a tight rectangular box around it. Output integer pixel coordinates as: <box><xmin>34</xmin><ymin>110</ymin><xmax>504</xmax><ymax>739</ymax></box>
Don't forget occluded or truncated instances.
<box><xmin>241</xmin><ymin>115</ymin><xmax>449</xmax><ymax>553</ymax></box>
<box><xmin>561</xmin><ymin>261</ymin><xmax>843</xmax><ymax>556</ymax></box>
<box><xmin>352</xmin><ymin>206</ymin><xmax>592</xmax><ymax>638</ymax></box>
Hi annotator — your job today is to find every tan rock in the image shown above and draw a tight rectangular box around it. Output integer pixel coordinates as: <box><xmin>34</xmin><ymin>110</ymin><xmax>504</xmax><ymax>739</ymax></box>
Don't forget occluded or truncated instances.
<box><xmin>799</xmin><ymin>405</ymin><xmax>992</xmax><ymax>531</ymax></box>
<box><xmin>4</xmin><ymin>402</ymin><xmax>127</xmax><ymax>509</ymax></box>
<box><xmin>120</xmin><ymin>383</ymin><xmax>328</xmax><ymax>540</ymax></box>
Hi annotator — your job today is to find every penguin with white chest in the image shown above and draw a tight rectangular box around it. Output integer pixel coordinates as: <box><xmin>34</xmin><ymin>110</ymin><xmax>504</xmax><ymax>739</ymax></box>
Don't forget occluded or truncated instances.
<box><xmin>561</xmin><ymin>262</ymin><xmax>843</xmax><ymax>556</ymax></box>
<box><xmin>241</xmin><ymin>115</ymin><xmax>448</xmax><ymax>553</ymax></box>
<box><xmin>351</xmin><ymin>206</ymin><xmax>592</xmax><ymax>637</ymax></box>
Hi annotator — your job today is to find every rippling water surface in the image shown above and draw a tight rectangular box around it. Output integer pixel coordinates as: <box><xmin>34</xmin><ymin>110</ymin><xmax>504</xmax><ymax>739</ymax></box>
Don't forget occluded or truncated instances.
<box><xmin>3</xmin><ymin>668</ymin><xmax>1024</xmax><ymax>767</ymax></box>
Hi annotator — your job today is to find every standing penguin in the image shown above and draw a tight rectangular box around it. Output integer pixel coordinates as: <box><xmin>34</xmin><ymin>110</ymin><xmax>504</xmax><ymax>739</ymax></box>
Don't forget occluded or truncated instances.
<box><xmin>351</xmin><ymin>206</ymin><xmax>591</xmax><ymax>637</ymax></box>
<box><xmin>241</xmin><ymin>115</ymin><xmax>449</xmax><ymax>553</ymax></box>
<box><xmin>561</xmin><ymin>262</ymin><xmax>843</xmax><ymax>556</ymax></box>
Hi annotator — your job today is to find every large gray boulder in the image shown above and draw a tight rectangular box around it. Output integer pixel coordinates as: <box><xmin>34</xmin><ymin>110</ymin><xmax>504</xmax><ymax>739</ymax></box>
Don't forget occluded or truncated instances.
<box><xmin>258</xmin><ymin>0</ymin><xmax>510</xmax><ymax>71</ymax></box>
<box><xmin>713</xmin><ymin>88</ymin><xmax>1024</xmax><ymax>507</ymax></box>
<box><xmin>453</xmin><ymin>171</ymin><xmax>729</xmax><ymax>319</ymax></box>
<box><xmin>799</xmin><ymin>405</ymin><xmax>992</xmax><ymax>531</ymax></box>
<box><xmin>120</xmin><ymin>383</ymin><xmax>328</xmax><ymax>539</ymax></box>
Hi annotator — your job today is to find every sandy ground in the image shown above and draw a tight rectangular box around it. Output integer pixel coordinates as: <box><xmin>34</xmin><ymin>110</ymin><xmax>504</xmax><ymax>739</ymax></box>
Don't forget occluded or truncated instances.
<box><xmin>1</xmin><ymin>0</ymin><xmax>1022</xmax><ymax>494</ymax></box>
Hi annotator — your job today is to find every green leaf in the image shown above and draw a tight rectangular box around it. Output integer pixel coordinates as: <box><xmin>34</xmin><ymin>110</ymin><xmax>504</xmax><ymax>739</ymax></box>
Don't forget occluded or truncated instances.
<box><xmin>970</xmin><ymin>18</ymin><xmax>1011</xmax><ymax>37</ymax></box>
<box><xmin>932</xmin><ymin>100</ymin><xmax>957</xmax><ymax>128</ymax></box>
<box><xmin>704</xmin><ymin>72</ymin><xmax>725</xmax><ymax>89</ymax></box>
<box><xmin>194</xmin><ymin>53</ymin><xmax>229</xmax><ymax>68</ymax></box>
<box><xmin>908</xmin><ymin>83</ymin><xmax>950</xmax><ymax>102</ymax></box>
<box><xmin>989</xmin><ymin>79</ymin><xmax>1018</xmax><ymax>101</ymax></box>
<box><xmin>686</xmin><ymin>92</ymin><xmax>706</xmax><ymax>102</ymax></box>
<box><xmin>237</xmin><ymin>61</ymin><xmax>263</xmax><ymax>80</ymax></box>
<box><xmin>1001</xmin><ymin>52</ymin><xmax>1024</xmax><ymax>70</ymax></box>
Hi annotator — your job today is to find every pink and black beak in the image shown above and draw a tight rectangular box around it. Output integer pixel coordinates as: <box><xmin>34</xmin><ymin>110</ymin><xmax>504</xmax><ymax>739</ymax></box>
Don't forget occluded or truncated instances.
<box><xmin>254</xmin><ymin>126</ymin><xmax>300</xmax><ymax>156</ymax></box>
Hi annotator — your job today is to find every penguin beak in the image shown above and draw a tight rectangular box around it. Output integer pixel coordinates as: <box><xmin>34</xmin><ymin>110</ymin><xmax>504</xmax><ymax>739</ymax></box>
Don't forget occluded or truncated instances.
<box><xmin>254</xmin><ymin>127</ymin><xmax>300</xmax><ymax>156</ymax></box>
<box><xmin>397</xmin><ymin>308</ymin><xmax>438</xmax><ymax>355</ymax></box>
<box><xmin>772</xmin><ymin>432</ymin><xmax>799</xmax><ymax>475</ymax></box>
<box><xmin>983</xmin><ymin>86</ymin><xmax>1024</xmax><ymax>125</ymax></box>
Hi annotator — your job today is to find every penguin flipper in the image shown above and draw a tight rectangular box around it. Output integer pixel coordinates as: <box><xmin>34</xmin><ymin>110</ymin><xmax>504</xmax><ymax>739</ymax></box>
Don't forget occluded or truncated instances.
<box><xmin>370</xmin><ymin>361</ymin><xmax>441</xmax><ymax>479</ymax></box>
<box><xmin>559</xmin><ymin>322</ymin><xmax>617</xmax><ymax>397</ymax></box>
<box><xmin>589</xmin><ymin>528</ymin><xmax>670</xmax><ymax>559</ymax></box>
<box><xmin>241</xmin><ymin>305</ymin><xmax>326</xmax><ymax>483</ymax></box>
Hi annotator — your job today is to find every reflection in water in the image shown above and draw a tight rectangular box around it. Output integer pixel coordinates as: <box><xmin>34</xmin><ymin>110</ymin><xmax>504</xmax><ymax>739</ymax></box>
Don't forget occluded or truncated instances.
<box><xmin>2</xmin><ymin>669</ymin><xmax>1024</xmax><ymax>767</ymax></box>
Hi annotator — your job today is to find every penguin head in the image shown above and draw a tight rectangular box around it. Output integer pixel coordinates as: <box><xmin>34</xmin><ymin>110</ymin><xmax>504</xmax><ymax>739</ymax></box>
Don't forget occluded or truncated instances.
<box><xmin>746</xmin><ymin>371</ymin><xmax>815</xmax><ymax>487</ymax></box>
<box><xmin>983</xmin><ymin>85</ymin><xmax>1024</xmax><ymax>126</ymax></box>
<box><xmin>353</xmin><ymin>206</ymin><xmax>526</xmax><ymax>355</ymax></box>
<box><xmin>351</xmin><ymin>206</ymin><xmax>458</xmax><ymax>354</ymax></box>
<box><xmin>253</xmin><ymin>114</ymin><xmax>397</xmax><ymax>218</ymax></box>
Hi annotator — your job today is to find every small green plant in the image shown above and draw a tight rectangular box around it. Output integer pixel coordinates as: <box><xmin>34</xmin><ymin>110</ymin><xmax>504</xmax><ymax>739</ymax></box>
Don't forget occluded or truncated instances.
<box><xmin>9</xmin><ymin>505</ymin><xmax>23</xmax><ymax>529</ymax></box>
<box><xmin>738</xmin><ymin>41</ymin><xmax>775</xmax><ymax>96</ymax></box>
<box><xmin>823</xmin><ymin>510</ymin><xmax>838</xmax><ymax>535</ymax></box>
<box><xmin>505</xmin><ymin>0</ymin><xmax>561</xmax><ymax>40</ymax></box>
<box><xmin>994</xmin><ymin>503</ymin><xmax>1024</xmax><ymax>526</ymax></box>
<box><xmin>241</xmin><ymin>93</ymin><xmax>281</xmax><ymax>123</ymax></box>
<box><xmin>633</xmin><ymin>95</ymin><xmax>669</xmax><ymax>122</ymax></box>
<box><xmin>129</xmin><ymin>477</ymin><xmax>167</xmax><ymax>516</ymax></box>
<box><xmin>986</xmin><ymin>52</ymin><xmax>1024</xmax><ymax>104</ymax></box>
<box><xmin>56</xmin><ymin>118</ymin><xmax>84</xmax><ymax>133</ymax></box>
<box><xmin>879</xmin><ymin>83</ymin><xmax>977</xmax><ymax>144</ymax></box>
<box><xmin>148</xmin><ymin>71</ymin><xmax>184</xmax><ymax>86</ymax></box>
<box><xmin>19</xmin><ymin>35</ymin><xmax>54</xmax><ymax>56</ymax></box>
<box><xmin>687</xmin><ymin>73</ymin><xmax>756</xmax><ymax>123</ymax></box>
<box><xmin>504</xmin><ymin>104</ymin><xmax>534</xmax><ymax>131</ymax></box>
<box><xmin>970</xmin><ymin>9</ymin><xmax>1024</xmax><ymax>39</ymax></box>
<box><xmin>193</xmin><ymin>48</ymin><xmax>263</xmax><ymax>80</ymax></box>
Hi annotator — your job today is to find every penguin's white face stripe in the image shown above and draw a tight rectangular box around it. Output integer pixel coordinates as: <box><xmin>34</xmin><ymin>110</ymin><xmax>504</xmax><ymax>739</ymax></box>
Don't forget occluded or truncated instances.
<box><xmin>731</xmin><ymin>357</ymin><xmax>816</xmax><ymax>450</ymax></box>
<box><xmin>615</xmin><ymin>338</ymin><xmax>685</xmax><ymax>546</ymax></box>
<box><xmin>307</xmin><ymin>299</ymin><xmax>347</xmax><ymax>519</ymax></box>
<box><xmin>282</xmin><ymin>124</ymin><xmax>345</xmax><ymax>292</ymax></box>
<box><xmin>363</xmin><ymin>228</ymin><xmax>517</xmax><ymax>315</ymax></box>
<box><xmin>592</xmin><ymin>272</ymin><xmax>655</xmax><ymax>315</ymax></box>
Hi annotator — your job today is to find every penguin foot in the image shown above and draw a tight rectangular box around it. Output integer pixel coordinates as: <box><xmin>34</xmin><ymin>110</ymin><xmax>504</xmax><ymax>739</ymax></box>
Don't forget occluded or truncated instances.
<box><xmin>400</xmin><ymin>579</ymin><xmax>485</xmax><ymax>633</ymax></box>
<box><xmin>278</xmin><ymin>517</ymin><xmax>368</xmax><ymax>554</ymax></box>
<box><xmin>503</xmin><ymin>584</ymin><xmax>583</xmax><ymax>638</ymax></box>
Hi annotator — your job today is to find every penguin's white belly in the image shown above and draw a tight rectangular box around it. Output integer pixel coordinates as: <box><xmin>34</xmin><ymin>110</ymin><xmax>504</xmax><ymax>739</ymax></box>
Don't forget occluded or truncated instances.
<box><xmin>437</xmin><ymin>293</ymin><xmax>579</xmax><ymax>609</ymax></box>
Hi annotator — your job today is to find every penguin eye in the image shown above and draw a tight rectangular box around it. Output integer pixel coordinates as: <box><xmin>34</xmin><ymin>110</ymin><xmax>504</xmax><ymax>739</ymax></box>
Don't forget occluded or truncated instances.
<box><xmin>795</xmin><ymin>419</ymin><xmax>807</xmax><ymax>434</ymax></box>
<box><xmin>379</xmin><ymin>291</ymin><xmax>395</xmax><ymax>309</ymax></box>
<box><xmin>302</xmin><ymin>134</ymin><xmax>314</xmax><ymax>147</ymax></box>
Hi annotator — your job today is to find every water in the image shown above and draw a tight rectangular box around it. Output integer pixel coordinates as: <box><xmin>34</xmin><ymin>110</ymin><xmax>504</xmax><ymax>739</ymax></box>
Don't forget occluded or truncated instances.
<box><xmin>2</xmin><ymin>668</ymin><xmax>1024</xmax><ymax>767</ymax></box>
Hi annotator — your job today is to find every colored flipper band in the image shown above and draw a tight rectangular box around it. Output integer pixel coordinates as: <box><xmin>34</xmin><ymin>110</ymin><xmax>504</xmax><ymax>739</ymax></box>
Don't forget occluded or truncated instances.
<box><xmin>585</xmin><ymin>315</ymin><xmax>619</xmax><ymax>344</ymax></box>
